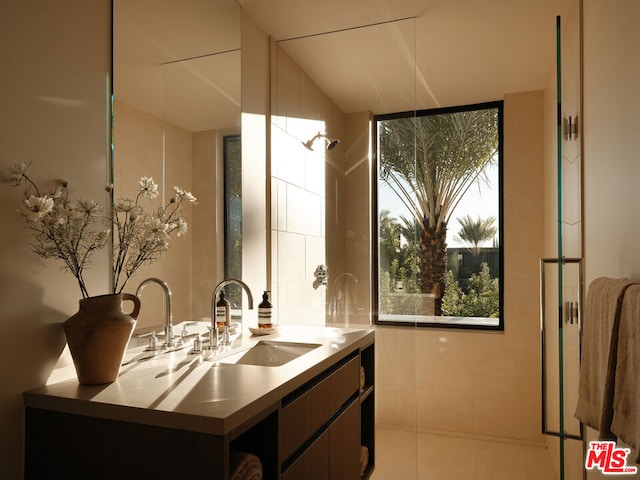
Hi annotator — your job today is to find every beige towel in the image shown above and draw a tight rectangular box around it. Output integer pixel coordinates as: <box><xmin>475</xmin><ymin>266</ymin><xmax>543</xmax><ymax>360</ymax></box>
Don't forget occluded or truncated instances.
<box><xmin>230</xmin><ymin>451</ymin><xmax>263</xmax><ymax>480</ymax></box>
<box><xmin>360</xmin><ymin>445</ymin><xmax>369</xmax><ymax>476</ymax></box>
<box><xmin>611</xmin><ymin>284</ymin><xmax>640</xmax><ymax>462</ymax></box>
<box><xmin>575</xmin><ymin>277</ymin><xmax>635</xmax><ymax>435</ymax></box>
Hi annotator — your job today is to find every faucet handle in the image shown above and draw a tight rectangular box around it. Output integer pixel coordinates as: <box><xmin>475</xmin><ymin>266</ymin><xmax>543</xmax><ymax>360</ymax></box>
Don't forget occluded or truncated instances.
<box><xmin>144</xmin><ymin>332</ymin><xmax>162</xmax><ymax>351</ymax></box>
<box><xmin>190</xmin><ymin>334</ymin><xmax>202</xmax><ymax>354</ymax></box>
<box><xmin>181</xmin><ymin>321</ymin><xmax>198</xmax><ymax>338</ymax></box>
<box><xmin>207</xmin><ymin>325</ymin><xmax>219</xmax><ymax>350</ymax></box>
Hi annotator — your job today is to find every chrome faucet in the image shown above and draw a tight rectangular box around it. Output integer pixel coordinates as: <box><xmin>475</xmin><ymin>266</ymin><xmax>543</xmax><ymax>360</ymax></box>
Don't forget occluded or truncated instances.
<box><xmin>210</xmin><ymin>279</ymin><xmax>254</xmax><ymax>342</ymax></box>
<box><xmin>135</xmin><ymin>277</ymin><xmax>174</xmax><ymax>347</ymax></box>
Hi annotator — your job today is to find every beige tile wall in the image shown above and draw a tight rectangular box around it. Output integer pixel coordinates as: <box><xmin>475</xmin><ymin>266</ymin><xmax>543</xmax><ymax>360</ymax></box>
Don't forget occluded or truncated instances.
<box><xmin>191</xmin><ymin>130</ymin><xmax>223</xmax><ymax>320</ymax></box>
<box><xmin>269</xmin><ymin>29</ymin><xmax>548</xmax><ymax>444</ymax></box>
<box><xmin>270</xmin><ymin>43</ymin><xmax>374</xmax><ymax>328</ymax></box>
<box><xmin>340</xmin><ymin>111</ymin><xmax>373</xmax><ymax>325</ymax></box>
<box><xmin>375</xmin><ymin>91</ymin><xmax>547</xmax><ymax>444</ymax></box>
<box><xmin>114</xmin><ymin>100</ymin><xmax>225</xmax><ymax>329</ymax></box>
<box><xmin>270</xmin><ymin>44</ymin><xmax>348</xmax><ymax>326</ymax></box>
<box><xmin>582</xmin><ymin>1</ymin><xmax>640</xmax><ymax>478</ymax></box>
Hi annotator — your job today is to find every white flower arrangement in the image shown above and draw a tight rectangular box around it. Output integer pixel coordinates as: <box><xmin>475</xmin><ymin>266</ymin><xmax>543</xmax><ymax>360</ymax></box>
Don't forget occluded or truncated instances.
<box><xmin>2</xmin><ymin>161</ymin><xmax>197</xmax><ymax>298</ymax></box>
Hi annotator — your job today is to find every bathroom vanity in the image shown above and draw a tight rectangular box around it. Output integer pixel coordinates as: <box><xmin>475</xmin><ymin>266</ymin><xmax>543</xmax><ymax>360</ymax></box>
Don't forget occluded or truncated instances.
<box><xmin>23</xmin><ymin>325</ymin><xmax>375</xmax><ymax>479</ymax></box>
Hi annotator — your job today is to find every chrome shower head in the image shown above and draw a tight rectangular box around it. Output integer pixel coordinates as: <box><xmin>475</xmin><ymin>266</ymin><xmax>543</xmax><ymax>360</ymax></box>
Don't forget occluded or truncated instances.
<box><xmin>326</xmin><ymin>138</ymin><xmax>340</xmax><ymax>150</ymax></box>
<box><xmin>303</xmin><ymin>132</ymin><xmax>341</xmax><ymax>151</ymax></box>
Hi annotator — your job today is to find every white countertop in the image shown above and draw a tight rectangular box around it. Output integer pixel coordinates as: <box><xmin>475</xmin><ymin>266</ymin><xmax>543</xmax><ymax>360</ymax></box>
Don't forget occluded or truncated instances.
<box><xmin>24</xmin><ymin>324</ymin><xmax>374</xmax><ymax>437</ymax></box>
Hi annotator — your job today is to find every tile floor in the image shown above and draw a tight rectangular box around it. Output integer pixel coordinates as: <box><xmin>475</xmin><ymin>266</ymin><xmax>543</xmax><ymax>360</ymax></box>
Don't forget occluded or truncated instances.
<box><xmin>371</xmin><ymin>424</ymin><xmax>557</xmax><ymax>480</ymax></box>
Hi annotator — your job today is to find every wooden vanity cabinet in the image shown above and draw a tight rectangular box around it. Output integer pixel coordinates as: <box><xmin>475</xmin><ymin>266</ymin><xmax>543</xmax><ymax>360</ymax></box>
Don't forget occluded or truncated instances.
<box><xmin>281</xmin><ymin>426</ymin><xmax>330</xmax><ymax>480</ymax></box>
<box><xmin>24</xmin><ymin>408</ymin><xmax>229</xmax><ymax>479</ymax></box>
<box><xmin>24</xmin><ymin>335</ymin><xmax>375</xmax><ymax>480</ymax></box>
<box><xmin>280</xmin><ymin>341</ymin><xmax>375</xmax><ymax>480</ymax></box>
<box><xmin>329</xmin><ymin>397</ymin><xmax>361</xmax><ymax>479</ymax></box>
<box><xmin>360</xmin><ymin>342</ymin><xmax>375</xmax><ymax>479</ymax></box>
<box><xmin>281</xmin><ymin>397</ymin><xmax>360</xmax><ymax>480</ymax></box>
<box><xmin>280</xmin><ymin>352</ymin><xmax>361</xmax><ymax>479</ymax></box>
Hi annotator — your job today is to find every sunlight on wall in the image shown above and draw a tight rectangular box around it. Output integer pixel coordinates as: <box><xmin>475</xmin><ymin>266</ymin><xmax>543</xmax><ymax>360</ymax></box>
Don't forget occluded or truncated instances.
<box><xmin>271</xmin><ymin>116</ymin><xmax>327</xmax><ymax>326</ymax></box>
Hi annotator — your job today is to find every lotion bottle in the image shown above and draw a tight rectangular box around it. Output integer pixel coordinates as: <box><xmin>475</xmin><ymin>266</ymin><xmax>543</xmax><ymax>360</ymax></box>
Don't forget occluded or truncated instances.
<box><xmin>216</xmin><ymin>290</ymin><xmax>230</xmax><ymax>328</ymax></box>
<box><xmin>258</xmin><ymin>291</ymin><xmax>273</xmax><ymax>328</ymax></box>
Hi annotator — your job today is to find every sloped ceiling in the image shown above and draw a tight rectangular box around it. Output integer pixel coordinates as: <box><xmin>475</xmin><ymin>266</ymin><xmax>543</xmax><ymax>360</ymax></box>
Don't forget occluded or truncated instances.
<box><xmin>240</xmin><ymin>0</ymin><xmax>574</xmax><ymax>113</ymax></box>
<box><xmin>113</xmin><ymin>0</ymin><xmax>241</xmax><ymax>132</ymax></box>
<box><xmin>115</xmin><ymin>0</ymin><xmax>575</xmax><ymax>130</ymax></box>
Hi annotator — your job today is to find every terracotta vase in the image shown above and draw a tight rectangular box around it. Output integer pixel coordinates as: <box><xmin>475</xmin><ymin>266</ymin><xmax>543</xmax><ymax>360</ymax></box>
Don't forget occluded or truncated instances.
<box><xmin>63</xmin><ymin>293</ymin><xmax>141</xmax><ymax>385</ymax></box>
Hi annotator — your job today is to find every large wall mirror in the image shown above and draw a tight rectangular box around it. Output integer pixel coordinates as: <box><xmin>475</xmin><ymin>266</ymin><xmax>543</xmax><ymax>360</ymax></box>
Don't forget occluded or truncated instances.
<box><xmin>113</xmin><ymin>0</ymin><xmax>241</xmax><ymax>328</ymax></box>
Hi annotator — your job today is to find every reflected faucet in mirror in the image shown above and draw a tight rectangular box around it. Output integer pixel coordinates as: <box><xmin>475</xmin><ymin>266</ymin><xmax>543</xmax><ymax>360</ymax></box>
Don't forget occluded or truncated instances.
<box><xmin>135</xmin><ymin>278</ymin><xmax>174</xmax><ymax>347</ymax></box>
<box><xmin>330</xmin><ymin>272</ymin><xmax>359</xmax><ymax>316</ymax></box>
<box><xmin>313</xmin><ymin>265</ymin><xmax>329</xmax><ymax>289</ymax></box>
<box><xmin>210</xmin><ymin>279</ymin><xmax>254</xmax><ymax>336</ymax></box>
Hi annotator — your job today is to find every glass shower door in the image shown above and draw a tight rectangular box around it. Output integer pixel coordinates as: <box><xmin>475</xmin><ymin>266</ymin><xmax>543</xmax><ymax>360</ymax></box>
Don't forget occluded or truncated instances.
<box><xmin>270</xmin><ymin>17</ymin><xmax>419</xmax><ymax>479</ymax></box>
<box><xmin>541</xmin><ymin>7</ymin><xmax>584</xmax><ymax>480</ymax></box>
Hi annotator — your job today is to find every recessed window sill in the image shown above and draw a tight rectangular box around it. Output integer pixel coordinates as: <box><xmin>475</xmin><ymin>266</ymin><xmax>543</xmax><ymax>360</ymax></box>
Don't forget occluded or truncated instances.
<box><xmin>377</xmin><ymin>314</ymin><xmax>501</xmax><ymax>329</ymax></box>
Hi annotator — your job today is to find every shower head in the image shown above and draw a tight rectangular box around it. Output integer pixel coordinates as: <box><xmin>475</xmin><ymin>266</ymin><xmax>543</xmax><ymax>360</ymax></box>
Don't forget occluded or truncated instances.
<box><xmin>326</xmin><ymin>138</ymin><xmax>340</xmax><ymax>150</ymax></box>
<box><xmin>302</xmin><ymin>132</ymin><xmax>341</xmax><ymax>151</ymax></box>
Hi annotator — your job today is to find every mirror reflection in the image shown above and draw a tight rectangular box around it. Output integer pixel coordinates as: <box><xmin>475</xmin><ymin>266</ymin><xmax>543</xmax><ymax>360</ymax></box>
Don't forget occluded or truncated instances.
<box><xmin>113</xmin><ymin>0</ymin><xmax>241</xmax><ymax>328</ymax></box>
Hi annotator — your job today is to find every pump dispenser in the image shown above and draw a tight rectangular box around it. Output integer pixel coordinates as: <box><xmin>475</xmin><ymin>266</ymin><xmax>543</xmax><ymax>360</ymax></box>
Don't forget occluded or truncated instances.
<box><xmin>216</xmin><ymin>290</ymin><xmax>230</xmax><ymax>328</ymax></box>
<box><xmin>258</xmin><ymin>291</ymin><xmax>273</xmax><ymax>328</ymax></box>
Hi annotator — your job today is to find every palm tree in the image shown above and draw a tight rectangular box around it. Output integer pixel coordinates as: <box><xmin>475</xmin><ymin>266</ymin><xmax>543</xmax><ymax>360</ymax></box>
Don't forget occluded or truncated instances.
<box><xmin>379</xmin><ymin>107</ymin><xmax>498</xmax><ymax>314</ymax></box>
<box><xmin>379</xmin><ymin>212</ymin><xmax>421</xmax><ymax>294</ymax></box>
<box><xmin>378</xmin><ymin>209</ymin><xmax>400</xmax><ymax>272</ymax></box>
<box><xmin>454</xmin><ymin>215</ymin><xmax>497</xmax><ymax>256</ymax></box>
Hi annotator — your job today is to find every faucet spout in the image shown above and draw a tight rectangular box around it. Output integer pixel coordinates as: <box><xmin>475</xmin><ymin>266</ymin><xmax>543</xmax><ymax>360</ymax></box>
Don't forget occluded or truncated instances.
<box><xmin>210</xmin><ymin>278</ymin><xmax>254</xmax><ymax>331</ymax></box>
<box><xmin>135</xmin><ymin>277</ymin><xmax>174</xmax><ymax>347</ymax></box>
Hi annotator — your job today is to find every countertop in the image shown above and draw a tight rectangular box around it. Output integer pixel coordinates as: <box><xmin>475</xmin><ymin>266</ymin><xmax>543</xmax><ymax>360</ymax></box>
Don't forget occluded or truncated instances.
<box><xmin>24</xmin><ymin>323</ymin><xmax>374</xmax><ymax>437</ymax></box>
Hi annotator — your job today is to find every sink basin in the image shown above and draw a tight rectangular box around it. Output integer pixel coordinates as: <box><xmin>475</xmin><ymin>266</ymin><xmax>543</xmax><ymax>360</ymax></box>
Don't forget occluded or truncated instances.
<box><xmin>215</xmin><ymin>341</ymin><xmax>321</xmax><ymax>367</ymax></box>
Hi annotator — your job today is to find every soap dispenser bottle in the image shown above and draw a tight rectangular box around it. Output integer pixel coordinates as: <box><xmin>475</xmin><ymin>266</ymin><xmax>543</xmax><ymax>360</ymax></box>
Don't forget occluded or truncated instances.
<box><xmin>216</xmin><ymin>290</ymin><xmax>230</xmax><ymax>328</ymax></box>
<box><xmin>258</xmin><ymin>291</ymin><xmax>272</xmax><ymax>329</ymax></box>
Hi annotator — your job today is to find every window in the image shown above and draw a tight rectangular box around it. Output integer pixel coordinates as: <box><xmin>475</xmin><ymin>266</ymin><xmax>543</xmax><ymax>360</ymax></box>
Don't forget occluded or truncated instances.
<box><xmin>224</xmin><ymin>134</ymin><xmax>242</xmax><ymax>307</ymax></box>
<box><xmin>374</xmin><ymin>102</ymin><xmax>503</xmax><ymax>329</ymax></box>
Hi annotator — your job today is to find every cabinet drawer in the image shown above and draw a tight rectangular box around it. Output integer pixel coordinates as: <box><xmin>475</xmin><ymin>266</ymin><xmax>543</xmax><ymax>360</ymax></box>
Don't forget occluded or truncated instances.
<box><xmin>330</xmin><ymin>398</ymin><xmax>360</xmax><ymax>480</ymax></box>
<box><xmin>281</xmin><ymin>429</ymin><xmax>329</xmax><ymax>480</ymax></box>
<box><xmin>280</xmin><ymin>354</ymin><xmax>359</xmax><ymax>460</ymax></box>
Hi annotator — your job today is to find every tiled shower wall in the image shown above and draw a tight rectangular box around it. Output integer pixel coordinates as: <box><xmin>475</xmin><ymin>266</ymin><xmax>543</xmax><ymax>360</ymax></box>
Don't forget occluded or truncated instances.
<box><xmin>269</xmin><ymin>27</ymin><xmax>548</xmax><ymax>443</ymax></box>
<box><xmin>268</xmin><ymin>42</ymin><xmax>379</xmax><ymax>329</ymax></box>
<box><xmin>114</xmin><ymin>99</ymin><xmax>225</xmax><ymax>328</ymax></box>
<box><xmin>375</xmin><ymin>91</ymin><xmax>547</xmax><ymax>444</ymax></box>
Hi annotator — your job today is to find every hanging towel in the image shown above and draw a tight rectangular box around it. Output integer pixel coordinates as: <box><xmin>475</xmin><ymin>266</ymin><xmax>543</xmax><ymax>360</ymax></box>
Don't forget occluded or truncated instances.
<box><xmin>230</xmin><ymin>451</ymin><xmax>263</xmax><ymax>480</ymax></box>
<box><xmin>360</xmin><ymin>445</ymin><xmax>369</xmax><ymax>476</ymax></box>
<box><xmin>575</xmin><ymin>277</ymin><xmax>635</xmax><ymax>436</ymax></box>
<box><xmin>611</xmin><ymin>283</ymin><xmax>640</xmax><ymax>462</ymax></box>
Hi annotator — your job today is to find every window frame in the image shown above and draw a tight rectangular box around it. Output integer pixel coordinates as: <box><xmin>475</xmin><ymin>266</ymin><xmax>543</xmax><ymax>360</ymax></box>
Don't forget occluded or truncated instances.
<box><xmin>372</xmin><ymin>101</ymin><xmax>504</xmax><ymax>331</ymax></box>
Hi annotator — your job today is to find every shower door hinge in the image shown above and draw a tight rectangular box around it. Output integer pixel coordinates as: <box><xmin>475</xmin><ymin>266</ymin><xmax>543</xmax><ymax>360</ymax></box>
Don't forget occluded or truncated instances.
<box><xmin>565</xmin><ymin>301</ymin><xmax>579</xmax><ymax>325</ymax></box>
